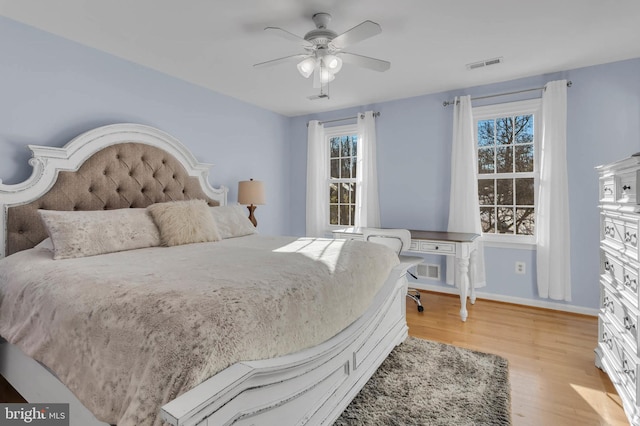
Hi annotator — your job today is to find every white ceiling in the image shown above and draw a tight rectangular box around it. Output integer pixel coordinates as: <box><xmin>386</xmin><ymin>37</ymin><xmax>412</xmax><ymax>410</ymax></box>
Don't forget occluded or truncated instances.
<box><xmin>1</xmin><ymin>0</ymin><xmax>639</xmax><ymax>117</ymax></box>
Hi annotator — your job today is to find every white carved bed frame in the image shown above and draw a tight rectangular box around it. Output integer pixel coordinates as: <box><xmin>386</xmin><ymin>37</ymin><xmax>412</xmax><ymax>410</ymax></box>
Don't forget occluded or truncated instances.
<box><xmin>0</xmin><ymin>123</ymin><xmax>409</xmax><ymax>425</ymax></box>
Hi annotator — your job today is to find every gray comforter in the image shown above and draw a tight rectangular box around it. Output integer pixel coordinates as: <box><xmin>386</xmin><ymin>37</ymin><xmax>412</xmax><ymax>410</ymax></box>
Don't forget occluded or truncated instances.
<box><xmin>0</xmin><ymin>235</ymin><xmax>398</xmax><ymax>425</ymax></box>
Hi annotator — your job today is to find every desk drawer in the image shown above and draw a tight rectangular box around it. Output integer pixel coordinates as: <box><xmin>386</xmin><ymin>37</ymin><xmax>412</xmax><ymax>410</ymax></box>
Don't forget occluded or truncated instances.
<box><xmin>419</xmin><ymin>241</ymin><xmax>455</xmax><ymax>254</ymax></box>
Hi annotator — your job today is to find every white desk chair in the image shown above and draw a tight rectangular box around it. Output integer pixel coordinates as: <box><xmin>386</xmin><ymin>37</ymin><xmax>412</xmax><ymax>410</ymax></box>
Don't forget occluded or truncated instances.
<box><xmin>362</xmin><ymin>228</ymin><xmax>425</xmax><ymax>312</ymax></box>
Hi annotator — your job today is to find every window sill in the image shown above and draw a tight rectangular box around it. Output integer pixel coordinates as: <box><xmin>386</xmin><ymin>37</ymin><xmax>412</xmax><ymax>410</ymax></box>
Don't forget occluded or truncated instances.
<box><xmin>483</xmin><ymin>240</ymin><xmax>536</xmax><ymax>250</ymax></box>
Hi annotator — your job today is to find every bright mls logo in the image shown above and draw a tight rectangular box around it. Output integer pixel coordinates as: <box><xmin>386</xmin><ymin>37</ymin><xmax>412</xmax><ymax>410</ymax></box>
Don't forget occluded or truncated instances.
<box><xmin>0</xmin><ymin>404</ymin><xmax>69</xmax><ymax>425</ymax></box>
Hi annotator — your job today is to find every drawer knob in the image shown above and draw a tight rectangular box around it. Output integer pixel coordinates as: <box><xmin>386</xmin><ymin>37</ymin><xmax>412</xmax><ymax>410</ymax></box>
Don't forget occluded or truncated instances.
<box><xmin>625</xmin><ymin>232</ymin><xmax>638</xmax><ymax>245</ymax></box>
<box><xmin>602</xmin><ymin>331</ymin><xmax>614</xmax><ymax>349</ymax></box>
<box><xmin>624</xmin><ymin>275</ymin><xmax>638</xmax><ymax>291</ymax></box>
<box><xmin>435</xmin><ymin>246</ymin><xmax>439</xmax><ymax>250</ymax></box>
<box><xmin>624</xmin><ymin>185</ymin><xmax>632</xmax><ymax>191</ymax></box>
<box><xmin>623</xmin><ymin>359</ymin><xmax>636</xmax><ymax>380</ymax></box>
<box><xmin>604</xmin><ymin>187</ymin><xmax>613</xmax><ymax>194</ymax></box>
<box><xmin>624</xmin><ymin>316</ymin><xmax>637</xmax><ymax>331</ymax></box>
<box><xmin>604</xmin><ymin>261</ymin><xmax>614</xmax><ymax>273</ymax></box>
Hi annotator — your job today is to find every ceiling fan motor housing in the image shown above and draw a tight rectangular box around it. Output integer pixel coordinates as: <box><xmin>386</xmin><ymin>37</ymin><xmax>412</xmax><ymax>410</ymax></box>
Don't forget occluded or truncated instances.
<box><xmin>305</xmin><ymin>13</ymin><xmax>337</xmax><ymax>48</ymax></box>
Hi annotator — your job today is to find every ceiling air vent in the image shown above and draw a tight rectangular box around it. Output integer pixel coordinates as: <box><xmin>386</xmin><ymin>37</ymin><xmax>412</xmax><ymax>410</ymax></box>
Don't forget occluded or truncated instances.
<box><xmin>466</xmin><ymin>57</ymin><xmax>503</xmax><ymax>70</ymax></box>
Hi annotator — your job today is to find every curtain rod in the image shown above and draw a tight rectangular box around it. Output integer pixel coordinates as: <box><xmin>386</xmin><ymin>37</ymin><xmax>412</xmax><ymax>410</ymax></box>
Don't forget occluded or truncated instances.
<box><xmin>442</xmin><ymin>81</ymin><xmax>572</xmax><ymax>107</ymax></box>
<box><xmin>307</xmin><ymin>111</ymin><xmax>380</xmax><ymax>127</ymax></box>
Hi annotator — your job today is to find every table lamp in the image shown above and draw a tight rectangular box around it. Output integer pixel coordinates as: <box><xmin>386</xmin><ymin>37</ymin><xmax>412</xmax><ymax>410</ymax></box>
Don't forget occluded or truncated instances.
<box><xmin>237</xmin><ymin>179</ymin><xmax>265</xmax><ymax>227</ymax></box>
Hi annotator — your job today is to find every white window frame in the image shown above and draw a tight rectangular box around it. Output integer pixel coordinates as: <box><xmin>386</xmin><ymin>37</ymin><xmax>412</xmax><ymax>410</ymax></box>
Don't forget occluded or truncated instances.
<box><xmin>473</xmin><ymin>99</ymin><xmax>542</xmax><ymax>249</ymax></box>
<box><xmin>325</xmin><ymin>124</ymin><xmax>359</xmax><ymax>230</ymax></box>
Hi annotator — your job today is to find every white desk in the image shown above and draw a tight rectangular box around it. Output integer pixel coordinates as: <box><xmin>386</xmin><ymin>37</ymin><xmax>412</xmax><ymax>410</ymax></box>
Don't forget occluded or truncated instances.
<box><xmin>332</xmin><ymin>228</ymin><xmax>479</xmax><ymax>321</ymax></box>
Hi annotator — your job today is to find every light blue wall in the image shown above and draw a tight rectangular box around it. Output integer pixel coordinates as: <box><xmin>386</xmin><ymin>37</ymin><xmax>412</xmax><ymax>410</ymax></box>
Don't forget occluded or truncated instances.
<box><xmin>3</xmin><ymin>16</ymin><xmax>640</xmax><ymax>310</ymax></box>
<box><xmin>0</xmin><ymin>16</ymin><xmax>291</xmax><ymax>236</ymax></box>
<box><xmin>289</xmin><ymin>58</ymin><xmax>640</xmax><ymax>310</ymax></box>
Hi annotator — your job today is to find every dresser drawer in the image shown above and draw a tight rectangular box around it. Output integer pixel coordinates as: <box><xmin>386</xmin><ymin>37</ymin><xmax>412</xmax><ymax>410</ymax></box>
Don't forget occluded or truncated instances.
<box><xmin>623</xmin><ymin>217</ymin><xmax>640</xmax><ymax>262</ymax></box>
<box><xmin>600</xmin><ymin>176</ymin><xmax>616</xmax><ymax>202</ymax></box>
<box><xmin>602</xmin><ymin>248</ymin><xmax>625</xmax><ymax>288</ymax></box>
<box><xmin>601</xmin><ymin>213</ymin><xmax>624</xmax><ymax>248</ymax></box>
<box><xmin>618</xmin><ymin>171</ymin><xmax>639</xmax><ymax>204</ymax></box>
<box><xmin>602</xmin><ymin>281</ymin><xmax>640</xmax><ymax>356</ymax></box>
<box><xmin>620</xmin><ymin>261</ymin><xmax>640</xmax><ymax>310</ymax></box>
<box><xmin>419</xmin><ymin>241</ymin><xmax>454</xmax><ymax>254</ymax></box>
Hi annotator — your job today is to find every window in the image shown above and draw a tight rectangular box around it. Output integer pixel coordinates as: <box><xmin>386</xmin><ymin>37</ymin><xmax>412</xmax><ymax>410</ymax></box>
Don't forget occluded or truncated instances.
<box><xmin>474</xmin><ymin>99</ymin><xmax>541</xmax><ymax>243</ymax></box>
<box><xmin>327</xmin><ymin>125</ymin><xmax>358</xmax><ymax>226</ymax></box>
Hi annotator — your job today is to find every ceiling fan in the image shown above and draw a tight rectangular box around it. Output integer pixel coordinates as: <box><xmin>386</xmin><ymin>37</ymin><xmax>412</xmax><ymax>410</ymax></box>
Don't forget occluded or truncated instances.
<box><xmin>254</xmin><ymin>13</ymin><xmax>390</xmax><ymax>99</ymax></box>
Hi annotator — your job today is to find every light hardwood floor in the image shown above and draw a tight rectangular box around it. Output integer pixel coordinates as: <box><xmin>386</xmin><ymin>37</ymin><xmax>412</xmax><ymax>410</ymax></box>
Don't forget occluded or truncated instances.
<box><xmin>0</xmin><ymin>291</ymin><xmax>630</xmax><ymax>425</ymax></box>
<box><xmin>407</xmin><ymin>291</ymin><xmax>628</xmax><ymax>426</ymax></box>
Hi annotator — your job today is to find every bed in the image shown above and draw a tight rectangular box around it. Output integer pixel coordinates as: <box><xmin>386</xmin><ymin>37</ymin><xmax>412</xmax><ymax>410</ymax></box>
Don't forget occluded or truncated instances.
<box><xmin>0</xmin><ymin>123</ymin><xmax>410</xmax><ymax>426</ymax></box>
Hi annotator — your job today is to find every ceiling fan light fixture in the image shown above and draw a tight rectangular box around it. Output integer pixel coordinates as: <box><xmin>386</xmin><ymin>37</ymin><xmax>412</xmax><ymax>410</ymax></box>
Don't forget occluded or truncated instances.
<box><xmin>297</xmin><ymin>57</ymin><xmax>316</xmax><ymax>78</ymax></box>
<box><xmin>323</xmin><ymin>54</ymin><xmax>342</xmax><ymax>73</ymax></box>
<box><xmin>319</xmin><ymin>68</ymin><xmax>335</xmax><ymax>84</ymax></box>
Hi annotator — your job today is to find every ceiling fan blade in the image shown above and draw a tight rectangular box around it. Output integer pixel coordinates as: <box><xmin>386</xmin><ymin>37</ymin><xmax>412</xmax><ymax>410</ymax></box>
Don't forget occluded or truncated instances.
<box><xmin>253</xmin><ymin>54</ymin><xmax>309</xmax><ymax>68</ymax></box>
<box><xmin>329</xmin><ymin>20</ymin><xmax>381</xmax><ymax>50</ymax></box>
<box><xmin>339</xmin><ymin>52</ymin><xmax>390</xmax><ymax>72</ymax></box>
<box><xmin>265</xmin><ymin>27</ymin><xmax>314</xmax><ymax>48</ymax></box>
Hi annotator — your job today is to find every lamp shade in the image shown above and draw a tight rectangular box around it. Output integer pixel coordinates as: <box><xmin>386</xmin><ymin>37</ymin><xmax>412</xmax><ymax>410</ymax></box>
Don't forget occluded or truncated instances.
<box><xmin>238</xmin><ymin>179</ymin><xmax>265</xmax><ymax>205</ymax></box>
<box><xmin>296</xmin><ymin>57</ymin><xmax>316</xmax><ymax>79</ymax></box>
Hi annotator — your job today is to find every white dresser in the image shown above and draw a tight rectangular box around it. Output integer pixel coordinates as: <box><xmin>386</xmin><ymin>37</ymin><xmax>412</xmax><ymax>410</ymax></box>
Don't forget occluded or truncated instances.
<box><xmin>596</xmin><ymin>156</ymin><xmax>640</xmax><ymax>426</ymax></box>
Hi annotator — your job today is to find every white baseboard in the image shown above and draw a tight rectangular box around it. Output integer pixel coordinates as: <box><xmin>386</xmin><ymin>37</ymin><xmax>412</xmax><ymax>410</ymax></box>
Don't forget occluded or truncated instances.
<box><xmin>410</xmin><ymin>282</ymin><xmax>599</xmax><ymax>317</ymax></box>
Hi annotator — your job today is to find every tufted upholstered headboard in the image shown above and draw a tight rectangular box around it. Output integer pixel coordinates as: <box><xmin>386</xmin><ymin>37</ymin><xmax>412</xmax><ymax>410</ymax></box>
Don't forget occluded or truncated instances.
<box><xmin>0</xmin><ymin>124</ymin><xmax>227</xmax><ymax>257</ymax></box>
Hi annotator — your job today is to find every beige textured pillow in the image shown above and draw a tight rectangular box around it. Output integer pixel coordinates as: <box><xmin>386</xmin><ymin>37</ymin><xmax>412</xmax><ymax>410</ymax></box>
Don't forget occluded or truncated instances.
<box><xmin>210</xmin><ymin>205</ymin><xmax>257</xmax><ymax>239</ymax></box>
<box><xmin>38</xmin><ymin>209</ymin><xmax>161</xmax><ymax>260</ymax></box>
<box><xmin>147</xmin><ymin>199</ymin><xmax>221</xmax><ymax>246</ymax></box>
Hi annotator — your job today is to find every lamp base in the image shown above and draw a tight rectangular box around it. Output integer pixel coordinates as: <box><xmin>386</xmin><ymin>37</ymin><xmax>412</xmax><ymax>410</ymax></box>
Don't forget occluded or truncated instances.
<box><xmin>247</xmin><ymin>205</ymin><xmax>257</xmax><ymax>227</ymax></box>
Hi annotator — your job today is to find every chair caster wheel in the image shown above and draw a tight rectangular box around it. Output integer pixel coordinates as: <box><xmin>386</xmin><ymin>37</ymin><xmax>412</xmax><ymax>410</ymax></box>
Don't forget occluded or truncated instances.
<box><xmin>417</xmin><ymin>305</ymin><xmax>424</xmax><ymax>312</ymax></box>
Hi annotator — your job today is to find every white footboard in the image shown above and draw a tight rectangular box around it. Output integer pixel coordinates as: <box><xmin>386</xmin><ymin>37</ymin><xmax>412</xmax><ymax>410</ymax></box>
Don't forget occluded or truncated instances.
<box><xmin>161</xmin><ymin>264</ymin><xmax>409</xmax><ymax>426</ymax></box>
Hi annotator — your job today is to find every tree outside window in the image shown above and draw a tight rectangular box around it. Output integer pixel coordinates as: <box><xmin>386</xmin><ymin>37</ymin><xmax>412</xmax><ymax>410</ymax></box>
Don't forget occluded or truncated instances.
<box><xmin>328</xmin><ymin>129</ymin><xmax>358</xmax><ymax>226</ymax></box>
<box><xmin>474</xmin><ymin>99</ymin><xmax>540</xmax><ymax>243</ymax></box>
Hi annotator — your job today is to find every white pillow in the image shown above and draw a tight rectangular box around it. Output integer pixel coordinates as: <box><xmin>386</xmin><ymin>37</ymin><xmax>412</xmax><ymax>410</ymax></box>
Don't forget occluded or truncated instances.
<box><xmin>210</xmin><ymin>205</ymin><xmax>257</xmax><ymax>239</ymax></box>
<box><xmin>38</xmin><ymin>209</ymin><xmax>161</xmax><ymax>260</ymax></box>
<box><xmin>147</xmin><ymin>199</ymin><xmax>221</xmax><ymax>247</ymax></box>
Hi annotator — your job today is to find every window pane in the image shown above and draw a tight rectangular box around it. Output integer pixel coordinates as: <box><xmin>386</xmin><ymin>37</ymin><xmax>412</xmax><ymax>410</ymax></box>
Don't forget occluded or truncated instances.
<box><xmin>478</xmin><ymin>147</ymin><xmax>495</xmax><ymax>174</ymax></box>
<box><xmin>330</xmin><ymin>137</ymin><xmax>340</xmax><ymax>158</ymax></box>
<box><xmin>340</xmin><ymin>183</ymin><xmax>350</xmax><ymax>203</ymax></box>
<box><xmin>352</xmin><ymin>136</ymin><xmax>358</xmax><ymax>157</ymax></box>
<box><xmin>330</xmin><ymin>205</ymin><xmax>338</xmax><ymax>225</ymax></box>
<box><xmin>478</xmin><ymin>179</ymin><xmax>495</xmax><ymax>205</ymax></box>
<box><xmin>515</xmin><ymin>178</ymin><xmax>534</xmax><ymax>206</ymax></box>
<box><xmin>330</xmin><ymin>159</ymin><xmax>339</xmax><ymax>178</ymax></box>
<box><xmin>516</xmin><ymin>208</ymin><xmax>535</xmax><ymax>235</ymax></box>
<box><xmin>477</xmin><ymin>120</ymin><xmax>495</xmax><ymax>147</ymax></box>
<box><xmin>341</xmin><ymin>136</ymin><xmax>350</xmax><ymax>157</ymax></box>
<box><xmin>350</xmin><ymin>205</ymin><xmax>355</xmax><ymax>225</ymax></box>
<box><xmin>350</xmin><ymin>183</ymin><xmax>356</xmax><ymax>203</ymax></box>
<box><xmin>340</xmin><ymin>205</ymin><xmax>350</xmax><ymax>225</ymax></box>
<box><xmin>514</xmin><ymin>115</ymin><xmax>534</xmax><ymax>144</ymax></box>
<box><xmin>329</xmin><ymin>183</ymin><xmax>337</xmax><ymax>203</ymax></box>
<box><xmin>497</xmin><ymin>207</ymin><xmax>514</xmax><ymax>234</ymax></box>
<box><xmin>341</xmin><ymin>158</ymin><xmax>352</xmax><ymax>178</ymax></box>
<box><xmin>495</xmin><ymin>117</ymin><xmax>513</xmax><ymax>145</ymax></box>
<box><xmin>496</xmin><ymin>146</ymin><xmax>513</xmax><ymax>173</ymax></box>
<box><xmin>515</xmin><ymin>145</ymin><xmax>533</xmax><ymax>173</ymax></box>
<box><xmin>496</xmin><ymin>179</ymin><xmax>513</xmax><ymax>206</ymax></box>
<box><xmin>480</xmin><ymin>207</ymin><xmax>495</xmax><ymax>233</ymax></box>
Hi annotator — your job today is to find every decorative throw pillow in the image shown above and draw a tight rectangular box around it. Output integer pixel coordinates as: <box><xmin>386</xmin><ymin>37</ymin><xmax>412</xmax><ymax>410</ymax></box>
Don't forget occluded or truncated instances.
<box><xmin>38</xmin><ymin>209</ymin><xmax>161</xmax><ymax>260</ymax></box>
<box><xmin>147</xmin><ymin>199</ymin><xmax>221</xmax><ymax>246</ymax></box>
<box><xmin>210</xmin><ymin>205</ymin><xmax>257</xmax><ymax>239</ymax></box>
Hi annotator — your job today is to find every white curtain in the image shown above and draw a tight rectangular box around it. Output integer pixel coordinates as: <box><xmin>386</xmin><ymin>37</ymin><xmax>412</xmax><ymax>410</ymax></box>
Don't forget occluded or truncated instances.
<box><xmin>306</xmin><ymin>120</ymin><xmax>328</xmax><ymax>237</ymax></box>
<box><xmin>355</xmin><ymin>111</ymin><xmax>381</xmax><ymax>228</ymax></box>
<box><xmin>446</xmin><ymin>95</ymin><xmax>486</xmax><ymax>288</ymax></box>
<box><xmin>536</xmin><ymin>80</ymin><xmax>571</xmax><ymax>301</ymax></box>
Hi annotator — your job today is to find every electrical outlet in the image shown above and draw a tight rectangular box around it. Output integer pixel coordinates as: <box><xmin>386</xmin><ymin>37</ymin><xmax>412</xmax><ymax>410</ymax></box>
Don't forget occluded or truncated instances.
<box><xmin>515</xmin><ymin>261</ymin><xmax>526</xmax><ymax>275</ymax></box>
